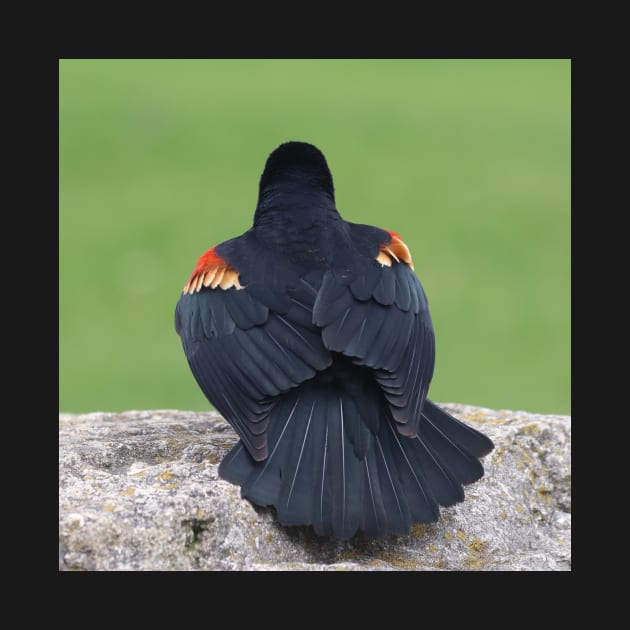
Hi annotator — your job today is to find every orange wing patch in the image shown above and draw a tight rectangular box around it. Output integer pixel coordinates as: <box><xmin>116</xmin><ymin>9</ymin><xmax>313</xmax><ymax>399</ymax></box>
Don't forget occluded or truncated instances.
<box><xmin>183</xmin><ymin>247</ymin><xmax>244</xmax><ymax>294</ymax></box>
<box><xmin>376</xmin><ymin>230</ymin><xmax>414</xmax><ymax>271</ymax></box>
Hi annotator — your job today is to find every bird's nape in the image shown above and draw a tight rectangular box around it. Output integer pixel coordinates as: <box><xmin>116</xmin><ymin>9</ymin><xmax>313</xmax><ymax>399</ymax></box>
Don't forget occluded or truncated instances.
<box><xmin>257</xmin><ymin>141</ymin><xmax>335</xmax><ymax>201</ymax></box>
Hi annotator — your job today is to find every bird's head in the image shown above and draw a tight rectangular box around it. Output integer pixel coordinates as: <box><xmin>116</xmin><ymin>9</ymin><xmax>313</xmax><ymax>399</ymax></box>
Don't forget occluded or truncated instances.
<box><xmin>257</xmin><ymin>141</ymin><xmax>335</xmax><ymax>201</ymax></box>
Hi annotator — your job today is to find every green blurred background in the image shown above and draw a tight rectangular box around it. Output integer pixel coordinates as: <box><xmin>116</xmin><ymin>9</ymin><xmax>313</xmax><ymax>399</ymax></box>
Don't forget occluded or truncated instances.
<box><xmin>59</xmin><ymin>59</ymin><xmax>570</xmax><ymax>415</ymax></box>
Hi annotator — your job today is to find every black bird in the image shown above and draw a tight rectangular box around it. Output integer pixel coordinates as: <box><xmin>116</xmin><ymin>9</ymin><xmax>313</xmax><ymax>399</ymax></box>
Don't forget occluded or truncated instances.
<box><xmin>175</xmin><ymin>141</ymin><xmax>494</xmax><ymax>539</ymax></box>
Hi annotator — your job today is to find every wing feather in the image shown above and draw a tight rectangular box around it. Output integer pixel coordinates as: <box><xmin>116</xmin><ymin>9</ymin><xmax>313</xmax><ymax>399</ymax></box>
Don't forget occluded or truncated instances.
<box><xmin>316</xmin><ymin>226</ymin><xmax>435</xmax><ymax>438</ymax></box>
<box><xmin>175</xmin><ymin>237</ymin><xmax>331</xmax><ymax>461</ymax></box>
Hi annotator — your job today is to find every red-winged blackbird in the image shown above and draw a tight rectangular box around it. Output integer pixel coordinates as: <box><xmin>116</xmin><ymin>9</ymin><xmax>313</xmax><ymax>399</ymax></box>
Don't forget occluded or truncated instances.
<box><xmin>175</xmin><ymin>141</ymin><xmax>494</xmax><ymax>539</ymax></box>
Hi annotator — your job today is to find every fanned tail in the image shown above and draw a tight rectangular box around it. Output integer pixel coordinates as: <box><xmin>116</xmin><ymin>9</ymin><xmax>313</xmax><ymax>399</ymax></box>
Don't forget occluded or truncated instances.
<box><xmin>219</xmin><ymin>380</ymin><xmax>365</xmax><ymax>539</ymax></box>
<box><xmin>219</xmin><ymin>386</ymin><xmax>493</xmax><ymax>540</ymax></box>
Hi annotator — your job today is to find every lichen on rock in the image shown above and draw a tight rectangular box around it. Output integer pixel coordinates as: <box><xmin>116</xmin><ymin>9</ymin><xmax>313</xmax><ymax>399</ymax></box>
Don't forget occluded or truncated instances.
<box><xmin>59</xmin><ymin>405</ymin><xmax>571</xmax><ymax>571</ymax></box>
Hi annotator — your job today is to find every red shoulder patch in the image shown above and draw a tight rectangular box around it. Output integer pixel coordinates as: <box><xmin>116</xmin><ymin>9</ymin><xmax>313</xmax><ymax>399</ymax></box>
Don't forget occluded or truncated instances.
<box><xmin>182</xmin><ymin>247</ymin><xmax>244</xmax><ymax>294</ymax></box>
<box><xmin>376</xmin><ymin>230</ymin><xmax>415</xmax><ymax>271</ymax></box>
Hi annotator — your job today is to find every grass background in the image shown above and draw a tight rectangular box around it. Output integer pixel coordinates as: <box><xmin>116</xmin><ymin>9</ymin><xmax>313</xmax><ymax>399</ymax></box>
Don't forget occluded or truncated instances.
<box><xmin>59</xmin><ymin>59</ymin><xmax>570</xmax><ymax>415</ymax></box>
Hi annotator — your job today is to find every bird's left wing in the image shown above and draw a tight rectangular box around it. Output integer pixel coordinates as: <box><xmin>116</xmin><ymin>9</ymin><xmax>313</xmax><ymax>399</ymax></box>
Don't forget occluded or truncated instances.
<box><xmin>313</xmin><ymin>226</ymin><xmax>435</xmax><ymax>438</ymax></box>
<box><xmin>175</xmin><ymin>239</ymin><xmax>331</xmax><ymax>461</ymax></box>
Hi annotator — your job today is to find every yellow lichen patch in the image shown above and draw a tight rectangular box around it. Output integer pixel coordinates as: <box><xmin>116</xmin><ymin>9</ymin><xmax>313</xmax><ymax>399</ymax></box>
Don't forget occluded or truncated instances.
<box><xmin>102</xmin><ymin>504</ymin><xmax>116</xmax><ymax>512</ymax></box>
<box><xmin>465</xmin><ymin>412</ymin><xmax>508</xmax><ymax>425</ymax></box>
<box><xmin>410</xmin><ymin>523</ymin><xmax>426</xmax><ymax>537</ymax></box>
<box><xmin>128</xmin><ymin>470</ymin><xmax>147</xmax><ymax>477</ymax></box>
<box><xmin>118</xmin><ymin>487</ymin><xmax>136</xmax><ymax>497</ymax></box>
<box><xmin>444</xmin><ymin>532</ymin><xmax>453</xmax><ymax>540</ymax></box>
<box><xmin>516</xmin><ymin>503</ymin><xmax>524</xmax><ymax>513</ymax></box>
<box><xmin>335</xmin><ymin>566</ymin><xmax>347</xmax><ymax>571</ymax></box>
<box><xmin>464</xmin><ymin>555</ymin><xmax>488</xmax><ymax>570</ymax></box>
<box><xmin>493</xmin><ymin>447</ymin><xmax>506</xmax><ymax>465</ymax></box>
<box><xmin>468</xmin><ymin>538</ymin><xmax>486</xmax><ymax>553</ymax></box>
<box><xmin>520</xmin><ymin>450</ymin><xmax>536</xmax><ymax>467</ymax></box>
<box><xmin>154</xmin><ymin>483</ymin><xmax>177</xmax><ymax>490</ymax></box>
<box><xmin>464</xmin><ymin>411</ymin><xmax>490</xmax><ymax>423</ymax></box>
<box><xmin>378</xmin><ymin>552</ymin><xmax>421</xmax><ymax>571</ymax></box>
<box><xmin>66</xmin><ymin>515</ymin><xmax>84</xmax><ymax>529</ymax></box>
<box><xmin>456</xmin><ymin>530</ymin><xmax>468</xmax><ymax>541</ymax></box>
<box><xmin>537</xmin><ymin>487</ymin><xmax>553</xmax><ymax>505</ymax></box>
<box><xmin>366</xmin><ymin>559</ymin><xmax>390</xmax><ymax>568</ymax></box>
<box><xmin>433</xmin><ymin>555</ymin><xmax>448</xmax><ymax>570</ymax></box>
<box><xmin>156</xmin><ymin>470</ymin><xmax>174</xmax><ymax>482</ymax></box>
<box><xmin>167</xmin><ymin>437</ymin><xmax>184</xmax><ymax>452</ymax></box>
<box><xmin>428</xmin><ymin>545</ymin><xmax>438</xmax><ymax>553</ymax></box>
<box><xmin>500</xmin><ymin>510</ymin><xmax>508</xmax><ymax>519</ymax></box>
<box><xmin>464</xmin><ymin>538</ymin><xmax>489</xmax><ymax>570</ymax></box>
<box><xmin>521</xmin><ymin>424</ymin><xmax>541</xmax><ymax>436</ymax></box>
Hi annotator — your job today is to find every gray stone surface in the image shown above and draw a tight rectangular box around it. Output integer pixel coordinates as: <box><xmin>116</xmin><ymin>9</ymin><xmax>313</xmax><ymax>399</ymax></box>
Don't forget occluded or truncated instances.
<box><xmin>59</xmin><ymin>404</ymin><xmax>571</xmax><ymax>571</ymax></box>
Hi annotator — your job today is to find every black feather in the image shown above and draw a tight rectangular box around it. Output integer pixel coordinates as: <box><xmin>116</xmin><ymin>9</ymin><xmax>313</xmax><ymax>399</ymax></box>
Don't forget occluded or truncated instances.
<box><xmin>393</xmin><ymin>265</ymin><xmax>412</xmax><ymax>311</ymax></box>
<box><xmin>349</xmin><ymin>265</ymin><xmax>382</xmax><ymax>301</ymax></box>
<box><xmin>372</xmin><ymin>265</ymin><xmax>397</xmax><ymax>305</ymax></box>
<box><xmin>422</xmin><ymin>400</ymin><xmax>495</xmax><ymax>459</ymax></box>
<box><xmin>312</xmin><ymin>271</ymin><xmax>355</xmax><ymax>327</ymax></box>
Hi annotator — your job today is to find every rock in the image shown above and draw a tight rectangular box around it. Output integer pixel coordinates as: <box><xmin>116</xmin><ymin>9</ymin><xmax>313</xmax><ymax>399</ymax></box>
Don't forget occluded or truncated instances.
<box><xmin>58</xmin><ymin>404</ymin><xmax>571</xmax><ymax>571</ymax></box>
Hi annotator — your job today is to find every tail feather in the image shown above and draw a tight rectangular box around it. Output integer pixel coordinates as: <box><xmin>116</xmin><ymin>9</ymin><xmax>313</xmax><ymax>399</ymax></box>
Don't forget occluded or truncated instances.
<box><xmin>385</xmin><ymin>421</ymin><xmax>440</xmax><ymax>523</ymax></box>
<box><xmin>277</xmin><ymin>398</ymin><xmax>318</xmax><ymax>525</ymax></box>
<box><xmin>373</xmin><ymin>434</ymin><xmax>411</xmax><ymax>536</ymax></box>
<box><xmin>312</xmin><ymin>422</ymin><xmax>331</xmax><ymax>535</ymax></box>
<box><xmin>419</xmin><ymin>418</ymin><xmax>484</xmax><ymax>485</ymax></box>
<box><xmin>327</xmin><ymin>393</ymin><xmax>364</xmax><ymax>539</ymax></box>
<box><xmin>360</xmin><ymin>448</ymin><xmax>387</xmax><ymax>536</ymax></box>
<box><xmin>217</xmin><ymin>442</ymin><xmax>250</xmax><ymax>486</ymax></box>
<box><xmin>219</xmin><ymin>388</ymin><xmax>493</xmax><ymax>539</ymax></box>
<box><xmin>422</xmin><ymin>400</ymin><xmax>494</xmax><ymax>458</ymax></box>
<box><xmin>409</xmin><ymin>433</ymin><xmax>465</xmax><ymax>507</ymax></box>
<box><xmin>237</xmin><ymin>395</ymin><xmax>302</xmax><ymax>505</ymax></box>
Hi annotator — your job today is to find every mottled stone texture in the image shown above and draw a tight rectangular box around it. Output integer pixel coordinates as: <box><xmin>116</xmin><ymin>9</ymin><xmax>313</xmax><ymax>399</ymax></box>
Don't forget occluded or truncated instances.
<box><xmin>59</xmin><ymin>404</ymin><xmax>570</xmax><ymax>571</ymax></box>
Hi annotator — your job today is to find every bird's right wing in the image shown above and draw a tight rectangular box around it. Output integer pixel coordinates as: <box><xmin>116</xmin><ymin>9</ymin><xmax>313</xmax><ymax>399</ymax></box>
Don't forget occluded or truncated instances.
<box><xmin>313</xmin><ymin>228</ymin><xmax>435</xmax><ymax>438</ymax></box>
